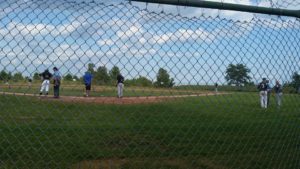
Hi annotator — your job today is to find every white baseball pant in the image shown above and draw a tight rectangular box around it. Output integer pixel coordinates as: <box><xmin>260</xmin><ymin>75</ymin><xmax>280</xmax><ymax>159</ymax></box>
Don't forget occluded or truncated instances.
<box><xmin>40</xmin><ymin>80</ymin><xmax>50</xmax><ymax>93</ymax></box>
<box><xmin>118</xmin><ymin>83</ymin><xmax>124</xmax><ymax>98</ymax></box>
<box><xmin>260</xmin><ymin>91</ymin><xmax>268</xmax><ymax>108</ymax></box>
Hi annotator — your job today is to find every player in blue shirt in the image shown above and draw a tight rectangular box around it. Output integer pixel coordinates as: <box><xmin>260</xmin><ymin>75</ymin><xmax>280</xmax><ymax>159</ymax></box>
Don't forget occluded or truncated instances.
<box><xmin>83</xmin><ymin>71</ymin><xmax>93</xmax><ymax>97</ymax></box>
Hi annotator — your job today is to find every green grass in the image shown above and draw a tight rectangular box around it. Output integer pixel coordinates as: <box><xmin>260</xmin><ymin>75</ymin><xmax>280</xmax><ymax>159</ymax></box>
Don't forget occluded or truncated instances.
<box><xmin>0</xmin><ymin>84</ymin><xmax>200</xmax><ymax>97</ymax></box>
<box><xmin>0</xmin><ymin>93</ymin><xmax>299</xmax><ymax>169</ymax></box>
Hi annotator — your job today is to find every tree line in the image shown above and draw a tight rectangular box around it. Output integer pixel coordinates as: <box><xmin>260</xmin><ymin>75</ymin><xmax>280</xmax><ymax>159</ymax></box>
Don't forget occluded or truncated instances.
<box><xmin>225</xmin><ymin>63</ymin><xmax>300</xmax><ymax>93</ymax></box>
<box><xmin>1</xmin><ymin>63</ymin><xmax>300</xmax><ymax>92</ymax></box>
<box><xmin>0</xmin><ymin>64</ymin><xmax>175</xmax><ymax>88</ymax></box>
<box><xmin>85</xmin><ymin>63</ymin><xmax>174</xmax><ymax>87</ymax></box>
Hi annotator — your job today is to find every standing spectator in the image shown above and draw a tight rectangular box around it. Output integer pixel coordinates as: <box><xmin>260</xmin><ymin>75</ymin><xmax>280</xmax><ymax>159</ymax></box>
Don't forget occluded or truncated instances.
<box><xmin>215</xmin><ymin>83</ymin><xmax>218</xmax><ymax>94</ymax></box>
<box><xmin>83</xmin><ymin>71</ymin><xmax>93</xmax><ymax>97</ymax></box>
<box><xmin>257</xmin><ymin>78</ymin><xmax>268</xmax><ymax>108</ymax></box>
<box><xmin>266</xmin><ymin>80</ymin><xmax>272</xmax><ymax>106</ymax></box>
<box><xmin>274</xmin><ymin>80</ymin><xmax>283</xmax><ymax>107</ymax></box>
<box><xmin>116</xmin><ymin>73</ymin><xmax>124</xmax><ymax>98</ymax></box>
<box><xmin>52</xmin><ymin>67</ymin><xmax>61</xmax><ymax>98</ymax></box>
<box><xmin>39</xmin><ymin>69</ymin><xmax>52</xmax><ymax>96</ymax></box>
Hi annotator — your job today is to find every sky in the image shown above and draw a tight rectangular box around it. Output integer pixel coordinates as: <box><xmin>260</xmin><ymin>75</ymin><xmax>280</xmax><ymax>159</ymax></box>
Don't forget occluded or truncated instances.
<box><xmin>0</xmin><ymin>0</ymin><xmax>299</xmax><ymax>85</ymax></box>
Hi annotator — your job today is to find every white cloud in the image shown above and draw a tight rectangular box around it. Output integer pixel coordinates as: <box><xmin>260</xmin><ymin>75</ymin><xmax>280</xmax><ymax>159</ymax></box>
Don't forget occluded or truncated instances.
<box><xmin>179</xmin><ymin>28</ymin><xmax>212</xmax><ymax>42</ymax></box>
<box><xmin>116</xmin><ymin>24</ymin><xmax>143</xmax><ymax>39</ymax></box>
<box><xmin>150</xmin><ymin>28</ymin><xmax>212</xmax><ymax>44</ymax></box>
<box><xmin>0</xmin><ymin>51</ymin><xmax>17</xmax><ymax>57</ymax></box>
<box><xmin>8</xmin><ymin>22</ymin><xmax>55</xmax><ymax>36</ymax></box>
<box><xmin>0</xmin><ymin>17</ymin><xmax>84</xmax><ymax>38</ymax></box>
<box><xmin>53</xmin><ymin>44</ymin><xmax>90</xmax><ymax>61</ymax></box>
<box><xmin>139</xmin><ymin>37</ymin><xmax>147</xmax><ymax>44</ymax></box>
<box><xmin>97</xmin><ymin>39</ymin><xmax>115</xmax><ymax>46</ymax></box>
<box><xmin>0</xmin><ymin>27</ymin><xmax>9</xmax><ymax>35</ymax></box>
<box><xmin>53</xmin><ymin>21</ymin><xmax>82</xmax><ymax>36</ymax></box>
<box><xmin>129</xmin><ymin>48</ymin><xmax>157</xmax><ymax>56</ymax></box>
<box><xmin>151</xmin><ymin>32</ymin><xmax>173</xmax><ymax>44</ymax></box>
<box><xmin>0</xmin><ymin>0</ymin><xmax>34</xmax><ymax>19</ymax></box>
<box><xmin>150</xmin><ymin>26</ymin><xmax>233</xmax><ymax>45</ymax></box>
<box><xmin>0</xmin><ymin>50</ymin><xmax>49</xmax><ymax>66</ymax></box>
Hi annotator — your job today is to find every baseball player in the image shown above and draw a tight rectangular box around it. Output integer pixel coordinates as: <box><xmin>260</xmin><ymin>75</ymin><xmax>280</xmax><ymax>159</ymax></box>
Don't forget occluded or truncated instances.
<box><xmin>52</xmin><ymin>67</ymin><xmax>61</xmax><ymax>98</ymax></box>
<box><xmin>273</xmin><ymin>80</ymin><xmax>283</xmax><ymax>107</ymax></box>
<box><xmin>215</xmin><ymin>83</ymin><xmax>218</xmax><ymax>94</ymax></box>
<box><xmin>27</xmin><ymin>77</ymin><xmax>32</xmax><ymax>89</ymax></box>
<box><xmin>266</xmin><ymin>80</ymin><xmax>272</xmax><ymax>106</ymax></box>
<box><xmin>39</xmin><ymin>69</ymin><xmax>52</xmax><ymax>96</ymax></box>
<box><xmin>83</xmin><ymin>71</ymin><xmax>93</xmax><ymax>97</ymax></box>
<box><xmin>116</xmin><ymin>73</ymin><xmax>124</xmax><ymax>98</ymax></box>
<box><xmin>257</xmin><ymin>78</ymin><xmax>268</xmax><ymax>108</ymax></box>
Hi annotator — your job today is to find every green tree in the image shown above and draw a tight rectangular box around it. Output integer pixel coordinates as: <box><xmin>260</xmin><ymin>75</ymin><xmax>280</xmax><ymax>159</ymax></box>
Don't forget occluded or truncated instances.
<box><xmin>109</xmin><ymin>66</ymin><xmax>120</xmax><ymax>81</ymax></box>
<box><xmin>0</xmin><ymin>70</ymin><xmax>8</xmax><ymax>81</ymax></box>
<box><xmin>12</xmin><ymin>72</ymin><xmax>24</xmax><ymax>82</ymax></box>
<box><xmin>64</xmin><ymin>73</ymin><xmax>73</xmax><ymax>81</ymax></box>
<box><xmin>125</xmin><ymin>76</ymin><xmax>153</xmax><ymax>87</ymax></box>
<box><xmin>33</xmin><ymin>72</ymin><xmax>40</xmax><ymax>81</ymax></box>
<box><xmin>88</xmin><ymin>63</ymin><xmax>96</xmax><ymax>75</ymax></box>
<box><xmin>8</xmin><ymin>72</ymin><xmax>12</xmax><ymax>81</ymax></box>
<box><xmin>25</xmin><ymin>76</ymin><xmax>32</xmax><ymax>81</ymax></box>
<box><xmin>225</xmin><ymin>64</ymin><xmax>251</xmax><ymax>86</ymax></box>
<box><xmin>0</xmin><ymin>70</ymin><xmax>12</xmax><ymax>82</ymax></box>
<box><xmin>95</xmin><ymin>66</ymin><xmax>110</xmax><ymax>85</ymax></box>
<box><xmin>290</xmin><ymin>72</ymin><xmax>300</xmax><ymax>93</ymax></box>
<box><xmin>136</xmin><ymin>76</ymin><xmax>153</xmax><ymax>87</ymax></box>
<box><xmin>155</xmin><ymin>68</ymin><xmax>175</xmax><ymax>88</ymax></box>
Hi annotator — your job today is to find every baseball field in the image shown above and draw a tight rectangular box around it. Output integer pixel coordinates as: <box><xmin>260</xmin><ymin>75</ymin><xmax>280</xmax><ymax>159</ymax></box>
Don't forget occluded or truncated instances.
<box><xmin>0</xmin><ymin>84</ymin><xmax>299</xmax><ymax>169</ymax></box>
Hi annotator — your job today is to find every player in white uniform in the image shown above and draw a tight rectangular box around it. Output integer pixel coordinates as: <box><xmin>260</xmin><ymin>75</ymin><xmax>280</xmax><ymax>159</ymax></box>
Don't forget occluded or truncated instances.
<box><xmin>116</xmin><ymin>74</ymin><xmax>124</xmax><ymax>98</ymax></box>
<box><xmin>257</xmin><ymin>78</ymin><xmax>268</xmax><ymax>108</ymax></box>
<box><xmin>39</xmin><ymin>69</ymin><xmax>52</xmax><ymax>96</ymax></box>
<box><xmin>273</xmin><ymin>80</ymin><xmax>283</xmax><ymax>107</ymax></box>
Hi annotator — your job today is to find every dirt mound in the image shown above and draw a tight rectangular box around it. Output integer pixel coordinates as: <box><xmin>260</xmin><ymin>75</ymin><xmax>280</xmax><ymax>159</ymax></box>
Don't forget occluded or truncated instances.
<box><xmin>2</xmin><ymin>92</ymin><xmax>227</xmax><ymax>105</ymax></box>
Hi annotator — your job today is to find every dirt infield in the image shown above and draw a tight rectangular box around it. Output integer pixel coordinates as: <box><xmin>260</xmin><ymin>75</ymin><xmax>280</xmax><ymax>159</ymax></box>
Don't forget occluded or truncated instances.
<box><xmin>1</xmin><ymin>92</ymin><xmax>228</xmax><ymax>105</ymax></box>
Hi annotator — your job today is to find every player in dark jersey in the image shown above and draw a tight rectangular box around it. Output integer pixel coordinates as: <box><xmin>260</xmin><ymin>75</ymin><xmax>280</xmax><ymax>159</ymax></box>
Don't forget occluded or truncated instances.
<box><xmin>116</xmin><ymin>74</ymin><xmax>124</xmax><ymax>98</ymax></box>
<box><xmin>258</xmin><ymin>78</ymin><xmax>268</xmax><ymax>108</ymax></box>
<box><xmin>266</xmin><ymin>80</ymin><xmax>272</xmax><ymax>106</ymax></box>
<box><xmin>215</xmin><ymin>83</ymin><xmax>218</xmax><ymax>94</ymax></box>
<box><xmin>39</xmin><ymin>69</ymin><xmax>52</xmax><ymax>96</ymax></box>
<box><xmin>273</xmin><ymin>80</ymin><xmax>283</xmax><ymax>107</ymax></box>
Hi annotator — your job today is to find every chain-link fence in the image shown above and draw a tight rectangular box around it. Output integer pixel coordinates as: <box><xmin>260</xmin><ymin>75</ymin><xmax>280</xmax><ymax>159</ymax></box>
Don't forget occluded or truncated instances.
<box><xmin>0</xmin><ymin>0</ymin><xmax>300</xmax><ymax>168</ymax></box>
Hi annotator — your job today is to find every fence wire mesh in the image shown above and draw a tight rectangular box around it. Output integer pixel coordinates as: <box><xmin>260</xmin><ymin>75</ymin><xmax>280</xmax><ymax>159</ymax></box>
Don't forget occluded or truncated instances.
<box><xmin>0</xmin><ymin>0</ymin><xmax>300</xmax><ymax>169</ymax></box>
<box><xmin>267</xmin><ymin>0</ymin><xmax>300</xmax><ymax>9</ymax></box>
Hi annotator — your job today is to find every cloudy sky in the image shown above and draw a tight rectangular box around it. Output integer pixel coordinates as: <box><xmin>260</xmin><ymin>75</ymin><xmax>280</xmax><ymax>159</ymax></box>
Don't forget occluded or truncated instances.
<box><xmin>0</xmin><ymin>0</ymin><xmax>299</xmax><ymax>85</ymax></box>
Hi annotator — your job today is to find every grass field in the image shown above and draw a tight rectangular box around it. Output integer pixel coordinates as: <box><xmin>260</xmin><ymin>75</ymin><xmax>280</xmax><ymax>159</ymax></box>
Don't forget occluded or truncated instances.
<box><xmin>0</xmin><ymin>92</ymin><xmax>300</xmax><ymax>169</ymax></box>
<box><xmin>0</xmin><ymin>83</ymin><xmax>203</xmax><ymax>97</ymax></box>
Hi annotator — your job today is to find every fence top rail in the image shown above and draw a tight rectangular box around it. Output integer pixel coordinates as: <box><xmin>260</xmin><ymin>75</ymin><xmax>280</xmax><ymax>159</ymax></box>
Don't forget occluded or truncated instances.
<box><xmin>130</xmin><ymin>0</ymin><xmax>300</xmax><ymax>18</ymax></box>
